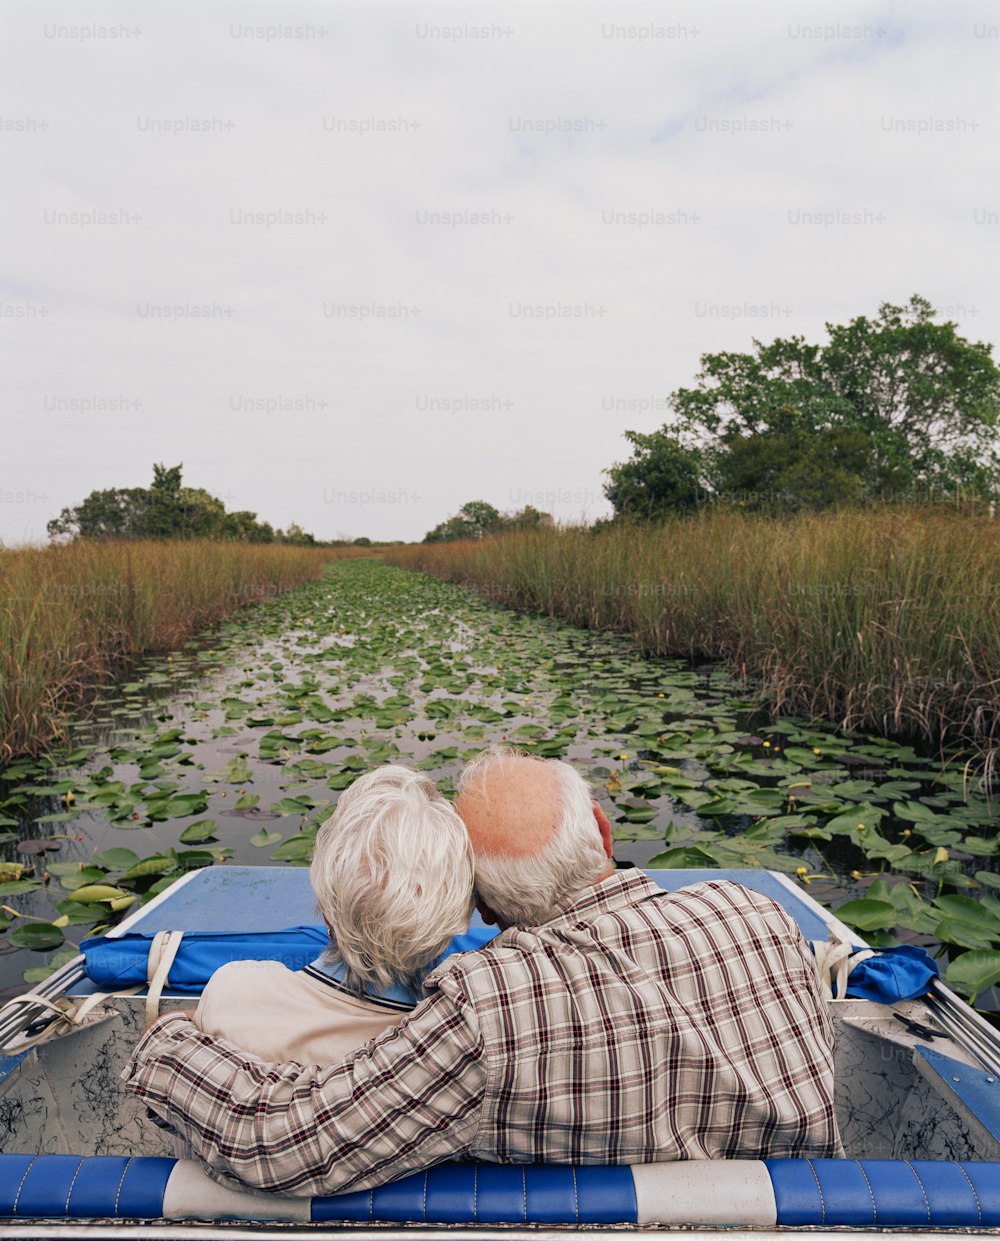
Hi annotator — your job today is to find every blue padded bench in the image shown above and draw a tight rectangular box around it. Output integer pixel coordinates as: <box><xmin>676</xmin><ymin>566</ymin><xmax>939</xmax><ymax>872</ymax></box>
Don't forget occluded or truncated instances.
<box><xmin>0</xmin><ymin>1155</ymin><xmax>176</xmax><ymax>1220</ymax></box>
<box><xmin>4</xmin><ymin>1154</ymin><xmax>1000</xmax><ymax>1227</ymax></box>
<box><xmin>766</xmin><ymin>1158</ymin><xmax>1000</xmax><ymax>1229</ymax></box>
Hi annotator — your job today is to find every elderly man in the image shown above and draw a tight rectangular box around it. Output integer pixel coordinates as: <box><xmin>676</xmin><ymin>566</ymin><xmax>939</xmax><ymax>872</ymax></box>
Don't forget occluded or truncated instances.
<box><xmin>124</xmin><ymin>749</ymin><xmax>842</xmax><ymax>1195</ymax></box>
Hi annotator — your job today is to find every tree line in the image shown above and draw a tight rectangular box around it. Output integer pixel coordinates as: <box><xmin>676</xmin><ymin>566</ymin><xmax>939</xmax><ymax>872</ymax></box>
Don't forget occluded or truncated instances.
<box><xmin>426</xmin><ymin>296</ymin><xmax>999</xmax><ymax>541</ymax></box>
<box><xmin>47</xmin><ymin>464</ymin><xmax>325</xmax><ymax>545</ymax></box>
<box><xmin>604</xmin><ymin>296</ymin><xmax>999</xmax><ymax>519</ymax></box>
<box><xmin>47</xmin><ymin>298</ymin><xmax>1000</xmax><ymax>548</ymax></box>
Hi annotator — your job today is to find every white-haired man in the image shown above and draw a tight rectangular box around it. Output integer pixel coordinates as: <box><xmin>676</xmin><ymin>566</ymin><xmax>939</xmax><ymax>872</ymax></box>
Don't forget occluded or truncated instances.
<box><xmin>192</xmin><ymin>765</ymin><xmax>477</xmax><ymax>1063</ymax></box>
<box><xmin>125</xmin><ymin>749</ymin><xmax>842</xmax><ymax>1195</ymax></box>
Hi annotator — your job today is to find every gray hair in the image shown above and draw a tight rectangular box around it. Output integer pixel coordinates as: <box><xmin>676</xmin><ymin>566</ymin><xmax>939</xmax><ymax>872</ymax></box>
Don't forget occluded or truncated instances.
<box><xmin>310</xmin><ymin>765</ymin><xmax>474</xmax><ymax>996</ymax></box>
<box><xmin>457</xmin><ymin>748</ymin><xmax>609</xmax><ymax>928</ymax></box>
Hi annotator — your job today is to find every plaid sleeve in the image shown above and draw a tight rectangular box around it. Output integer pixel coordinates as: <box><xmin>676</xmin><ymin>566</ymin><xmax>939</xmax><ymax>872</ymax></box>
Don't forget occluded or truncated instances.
<box><xmin>123</xmin><ymin>990</ymin><xmax>487</xmax><ymax>1196</ymax></box>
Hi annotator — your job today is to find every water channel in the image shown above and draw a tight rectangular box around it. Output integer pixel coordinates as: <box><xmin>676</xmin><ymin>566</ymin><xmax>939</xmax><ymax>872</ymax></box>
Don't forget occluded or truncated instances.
<box><xmin>1</xmin><ymin>559</ymin><xmax>997</xmax><ymax>1006</ymax></box>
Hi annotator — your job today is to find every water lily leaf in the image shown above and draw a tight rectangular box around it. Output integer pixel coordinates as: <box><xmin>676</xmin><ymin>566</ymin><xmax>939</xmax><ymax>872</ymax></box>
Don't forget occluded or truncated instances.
<box><xmin>55</xmin><ymin>899</ymin><xmax>106</xmax><ymax>925</ymax></box>
<box><xmin>877</xmin><ymin>781</ymin><xmax>922</xmax><ymax>797</ymax></box>
<box><xmin>144</xmin><ymin>790</ymin><xmax>209</xmax><ymax>822</ymax></box>
<box><xmin>269</xmin><ymin>835</ymin><xmax>315</xmax><ymax>863</ymax></box>
<box><xmin>780</xmin><ymin>746</ymin><xmax>825</xmax><ymax>763</ymax></box>
<box><xmin>946</xmin><ymin>950</ymin><xmax>1000</xmax><ymax>999</ymax></box>
<box><xmin>867</xmin><ymin>877</ymin><xmax>929</xmax><ymax>914</ymax></box>
<box><xmin>646</xmin><ymin>846</ymin><xmax>719</xmax><ymax>869</ymax></box>
<box><xmin>70</xmin><ymin>884</ymin><xmax>132</xmax><ymax>905</ymax></box>
<box><xmin>893</xmin><ymin>800</ymin><xmax>940</xmax><ymax>823</ymax></box>
<box><xmin>0</xmin><ymin>879</ymin><xmax>43</xmax><ymax>897</ymax></box>
<box><xmin>932</xmin><ymin>896</ymin><xmax>1000</xmax><ymax>949</ymax></box>
<box><xmin>824</xmin><ymin>804</ymin><xmax>885</xmax><ymax>834</ymax></box>
<box><xmin>22</xmin><ymin>945</ymin><xmax>78</xmax><ymax>983</ymax></box>
<box><xmin>270</xmin><ymin>796</ymin><xmax>315</xmax><ymax>817</ymax></box>
<box><xmin>826</xmin><ymin>780</ymin><xmax>878</xmax><ymax>800</ymax></box>
<box><xmin>655</xmin><ymin>772</ymin><xmax>699</xmax><ymax>789</ymax></box>
<box><xmin>325</xmin><ymin>769</ymin><xmax>357</xmax><ymax>789</ymax></box>
<box><xmin>619</xmin><ymin>803</ymin><xmax>658</xmax><ymax>824</ymax></box>
<box><xmin>726</xmin><ymin>848</ymin><xmax>803</xmax><ymax>874</ymax></box>
<box><xmin>768</xmin><ymin>813</ymin><xmax>820</xmax><ymax>830</ymax></box>
<box><xmin>612</xmin><ymin>821</ymin><xmax>667</xmax><ymax>841</ymax></box>
<box><xmin>961</xmin><ymin>837</ymin><xmax>999</xmax><ymax>857</ymax></box>
<box><xmin>694</xmin><ymin>796</ymin><xmax>740</xmax><ymax>817</ymax></box>
<box><xmin>8</xmin><ymin>922</ymin><xmax>65</xmax><ymax>951</ymax></box>
<box><xmin>172</xmin><ymin>849</ymin><xmax>217</xmax><ymax>870</ymax></box>
<box><xmin>250</xmin><ymin>829</ymin><xmax>283</xmax><ymax>848</ymax></box>
<box><xmin>92</xmin><ymin>848</ymin><xmax>141</xmax><ymax>871</ymax></box>
<box><xmin>223</xmin><ymin>755</ymin><xmax>252</xmax><ymax>784</ymax></box>
<box><xmin>858</xmin><ymin>836</ymin><xmax>912</xmax><ymax>864</ymax></box>
<box><xmin>61</xmin><ymin>747</ymin><xmax>94</xmax><ymax>764</ymax></box>
<box><xmin>119</xmin><ymin>855</ymin><xmax>176</xmax><ymax>881</ymax></box>
<box><xmin>834</xmin><ymin>899</ymin><xmax>897</xmax><ymax>932</ymax></box>
<box><xmin>896</xmin><ymin>852</ymin><xmax>975</xmax><ymax>888</ymax></box>
<box><xmin>177</xmin><ymin>819</ymin><xmax>219</xmax><ymax>843</ymax></box>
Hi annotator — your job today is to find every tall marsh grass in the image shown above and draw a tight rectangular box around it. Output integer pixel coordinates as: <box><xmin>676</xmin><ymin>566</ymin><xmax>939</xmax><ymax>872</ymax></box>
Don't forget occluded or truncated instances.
<box><xmin>388</xmin><ymin>510</ymin><xmax>1000</xmax><ymax>776</ymax></box>
<box><xmin>0</xmin><ymin>541</ymin><xmax>358</xmax><ymax>760</ymax></box>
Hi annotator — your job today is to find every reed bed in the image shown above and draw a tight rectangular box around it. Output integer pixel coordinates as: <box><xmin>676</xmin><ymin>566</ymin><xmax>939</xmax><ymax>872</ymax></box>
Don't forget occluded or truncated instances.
<box><xmin>0</xmin><ymin>541</ymin><xmax>362</xmax><ymax>760</ymax></box>
<box><xmin>387</xmin><ymin>510</ymin><xmax>1000</xmax><ymax>775</ymax></box>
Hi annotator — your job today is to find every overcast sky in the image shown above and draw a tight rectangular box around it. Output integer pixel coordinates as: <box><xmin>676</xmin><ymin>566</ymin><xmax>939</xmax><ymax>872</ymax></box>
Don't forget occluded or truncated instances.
<box><xmin>1</xmin><ymin>0</ymin><xmax>996</xmax><ymax>544</ymax></box>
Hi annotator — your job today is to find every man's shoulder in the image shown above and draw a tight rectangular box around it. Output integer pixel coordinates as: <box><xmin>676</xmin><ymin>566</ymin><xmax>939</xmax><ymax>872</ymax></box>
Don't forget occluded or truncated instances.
<box><xmin>668</xmin><ymin>878</ymin><xmax>800</xmax><ymax>922</ymax></box>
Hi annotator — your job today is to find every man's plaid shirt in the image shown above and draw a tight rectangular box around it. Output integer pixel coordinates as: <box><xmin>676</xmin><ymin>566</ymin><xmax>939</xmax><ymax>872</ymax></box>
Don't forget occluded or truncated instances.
<box><xmin>124</xmin><ymin>873</ymin><xmax>843</xmax><ymax>1196</ymax></box>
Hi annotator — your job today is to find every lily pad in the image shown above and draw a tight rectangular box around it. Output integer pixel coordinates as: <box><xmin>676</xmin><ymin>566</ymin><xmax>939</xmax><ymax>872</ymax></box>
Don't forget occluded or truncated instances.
<box><xmin>833</xmin><ymin>899</ymin><xmax>897</xmax><ymax>932</ymax></box>
<box><xmin>646</xmin><ymin>846</ymin><xmax>719</xmax><ymax>869</ymax></box>
<box><xmin>946</xmin><ymin>950</ymin><xmax>1000</xmax><ymax>1000</ymax></box>
<box><xmin>250</xmin><ymin>829</ymin><xmax>283</xmax><ymax>848</ymax></box>
<box><xmin>8</xmin><ymin>922</ymin><xmax>65</xmax><ymax>951</ymax></box>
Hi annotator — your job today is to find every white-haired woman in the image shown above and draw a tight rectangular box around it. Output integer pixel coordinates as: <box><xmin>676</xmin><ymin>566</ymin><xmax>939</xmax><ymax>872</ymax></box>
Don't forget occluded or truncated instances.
<box><xmin>194</xmin><ymin>766</ymin><xmax>476</xmax><ymax>1063</ymax></box>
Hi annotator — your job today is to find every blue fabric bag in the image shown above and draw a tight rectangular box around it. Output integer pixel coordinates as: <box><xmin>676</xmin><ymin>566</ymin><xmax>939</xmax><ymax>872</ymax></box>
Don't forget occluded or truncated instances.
<box><xmin>843</xmin><ymin>943</ymin><xmax>940</xmax><ymax>1003</ymax></box>
<box><xmin>80</xmin><ymin>925</ymin><xmax>499</xmax><ymax>995</ymax></box>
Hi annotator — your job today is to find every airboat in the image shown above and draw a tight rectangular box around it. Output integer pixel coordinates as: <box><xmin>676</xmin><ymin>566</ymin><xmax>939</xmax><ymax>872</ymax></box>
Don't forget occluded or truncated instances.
<box><xmin>2</xmin><ymin>866</ymin><xmax>1000</xmax><ymax>1238</ymax></box>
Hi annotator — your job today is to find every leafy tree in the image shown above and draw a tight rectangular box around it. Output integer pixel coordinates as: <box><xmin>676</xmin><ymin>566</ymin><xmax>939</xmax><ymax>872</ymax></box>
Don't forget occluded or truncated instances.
<box><xmin>278</xmin><ymin>523</ymin><xmax>316</xmax><ymax>546</ymax></box>
<box><xmin>424</xmin><ymin>500</ymin><xmax>555</xmax><ymax>543</ymax></box>
<box><xmin>224</xmin><ymin>510</ymin><xmax>275</xmax><ymax>542</ymax></box>
<box><xmin>48</xmin><ymin>465</ymin><xmax>303</xmax><ymax>543</ymax></box>
<box><xmin>425</xmin><ymin>500</ymin><xmax>501</xmax><ymax>543</ymax></box>
<box><xmin>605</xmin><ymin>297</ymin><xmax>1000</xmax><ymax>518</ymax></box>
<box><xmin>820</xmin><ymin>296</ymin><xmax>1000</xmax><ymax>491</ymax></box>
<box><xmin>712</xmin><ymin>423</ymin><xmax>873</xmax><ymax>511</ymax></box>
<box><xmin>424</xmin><ymin>514</ymin><xmax>475</xmax><ymax>543</ymax></box>
<box><xmin>505</xmin><ymin>505</ymin><xmax>555</xmax><ymax>531</ymax></box>
<box><xmin>458</xmin><ymin>501</ymin><xmax>502</xmax><ymax>537</ymax></box>
<box><xmin>47</xmin><ymin>487</ymin><xmax>151</xmax><ymax>539</ymax></box>
<box><xmin>671</xmin><ymin>296</ymin><xmax>1000</xmax><ymax>502</ymax></box>
<box><xmin>604</xmin><ymin>431</ymin><xmax>706</xmax><ymax>520</ymax></box>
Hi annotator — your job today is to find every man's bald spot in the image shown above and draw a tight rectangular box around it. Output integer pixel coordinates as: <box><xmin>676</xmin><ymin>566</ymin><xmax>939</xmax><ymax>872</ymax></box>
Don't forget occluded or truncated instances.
<box><xmin>457</xmin><ymin>756</ymin><xmax>561</xmax><ymax>860</ymax></box>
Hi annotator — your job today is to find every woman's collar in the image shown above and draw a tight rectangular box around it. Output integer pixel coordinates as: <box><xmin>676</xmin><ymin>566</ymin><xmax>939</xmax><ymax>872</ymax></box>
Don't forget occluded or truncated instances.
<box><xmin>304</xmin><ymin>954</ymin><xmax>417</xmax><ymax>1011</ymax></box>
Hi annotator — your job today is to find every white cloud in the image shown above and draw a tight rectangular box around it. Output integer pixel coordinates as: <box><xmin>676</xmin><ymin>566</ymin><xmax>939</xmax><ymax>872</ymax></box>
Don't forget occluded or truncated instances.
<box><xmin>1</xmin><ymin>0</ymin><xmax>996</xmax><ymax>543</ymax></box>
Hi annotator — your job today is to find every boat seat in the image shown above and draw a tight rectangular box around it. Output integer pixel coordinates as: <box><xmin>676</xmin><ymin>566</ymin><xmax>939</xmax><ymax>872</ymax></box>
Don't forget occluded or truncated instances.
<box><xmin>3</xmin><ymin>1154</ymin><xmax>1000</xmax><ymax>1227</ymax></box>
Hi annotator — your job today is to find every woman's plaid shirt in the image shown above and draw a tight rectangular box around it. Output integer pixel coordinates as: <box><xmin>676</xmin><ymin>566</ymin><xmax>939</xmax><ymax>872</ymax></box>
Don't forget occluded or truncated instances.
<box><xmin>125</xmin><ymin>873</ymin><xmax>842</xmax><ymax>1196</ymax></box>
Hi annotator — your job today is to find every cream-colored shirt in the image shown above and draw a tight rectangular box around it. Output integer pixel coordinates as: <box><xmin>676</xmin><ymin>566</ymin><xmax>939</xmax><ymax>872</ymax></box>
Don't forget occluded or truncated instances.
<box><xmin>194</xmin><ymin>960</ymin><xmax>407</xmax><ymax>1064</ymax></box>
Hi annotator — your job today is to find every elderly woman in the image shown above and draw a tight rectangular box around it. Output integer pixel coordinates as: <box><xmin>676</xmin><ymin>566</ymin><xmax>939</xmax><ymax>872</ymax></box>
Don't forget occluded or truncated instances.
<box><xmin>193</xmin><ymin>765</ymin><xmax>475</xmax><ymax>1063</ymax></box>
